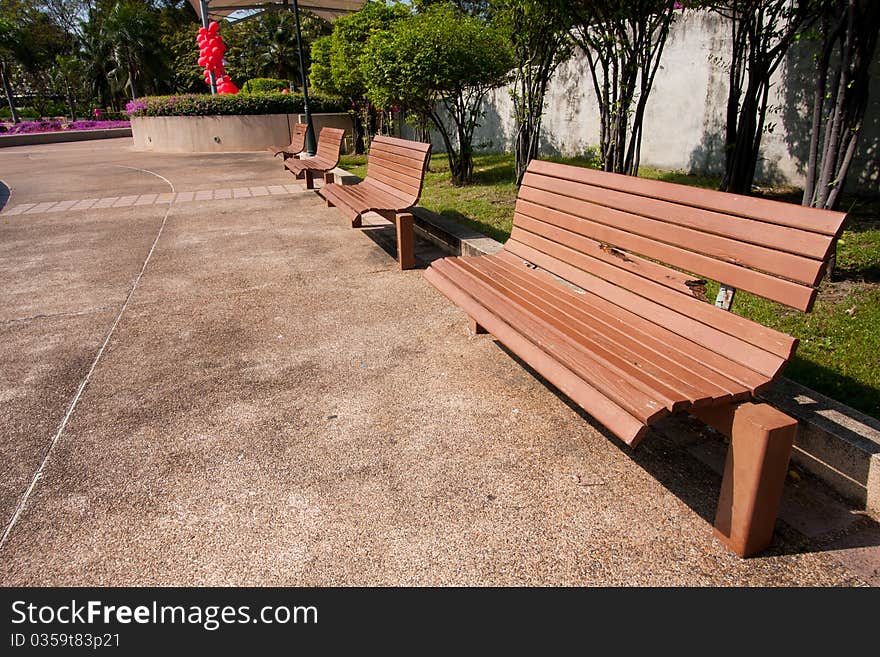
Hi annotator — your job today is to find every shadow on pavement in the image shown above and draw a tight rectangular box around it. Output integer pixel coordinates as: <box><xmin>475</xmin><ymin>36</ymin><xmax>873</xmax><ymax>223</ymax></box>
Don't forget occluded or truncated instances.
<box><xmin>494</xmin><ymin>341</ymin><xmax>880</xmax><ymax>568</ymax></box>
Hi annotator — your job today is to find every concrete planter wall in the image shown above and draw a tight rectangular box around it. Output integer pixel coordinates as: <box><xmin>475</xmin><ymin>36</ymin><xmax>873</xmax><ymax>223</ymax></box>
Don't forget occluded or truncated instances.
<box><xmin>0</xmin><ymin>128</ymin><xmax>132</xmax><ymax>148</ymax></box>
<box><xmin>131</xmin><ymin>113</ymin><xmax>353</xmax><ymax>153</ymax></box>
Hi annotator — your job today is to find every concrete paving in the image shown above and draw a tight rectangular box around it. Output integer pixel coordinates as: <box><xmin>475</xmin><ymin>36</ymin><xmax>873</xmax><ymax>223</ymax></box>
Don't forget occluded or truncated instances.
<box><xmin>0</xmin><ymin>138</ymin><xmax>876</xmax><ymax>585</ymax></box>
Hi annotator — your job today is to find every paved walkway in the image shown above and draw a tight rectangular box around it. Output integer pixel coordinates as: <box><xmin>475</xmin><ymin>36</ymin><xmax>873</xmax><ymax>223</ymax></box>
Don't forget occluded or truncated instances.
<box><xmin>0</xmin><ymin>138</ymin><xmax>875</xmax><ymax>585</ymax></box>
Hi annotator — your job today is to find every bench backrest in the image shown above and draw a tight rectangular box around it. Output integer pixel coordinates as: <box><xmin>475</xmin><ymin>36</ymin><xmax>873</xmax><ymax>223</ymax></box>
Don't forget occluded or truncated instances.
<box><xmin>290</xmin><ymin>122</ymin><xmax>308</xmax><ymax>152</ymax></box>
<box><xmin>510</xmin><ymin>160</ymin><xmax>847</xmax><ymax>314</ymax></box>
<box><xmin>365</xmin><ymin>136</ymin><xmax>432</xmax><ymax>208</ymax></box>
<box><xmin>316</xmin><ymin>127</ymin><xmax>345</xmax><ymax>166</ymax></box>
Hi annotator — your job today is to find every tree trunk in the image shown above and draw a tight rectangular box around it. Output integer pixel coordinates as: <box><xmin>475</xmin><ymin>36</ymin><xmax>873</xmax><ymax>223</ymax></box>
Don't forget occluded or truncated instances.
<box><xmin>0</xmin><ymin>61</ymin><xmax>19</xmax><ymax>123</ymax></box>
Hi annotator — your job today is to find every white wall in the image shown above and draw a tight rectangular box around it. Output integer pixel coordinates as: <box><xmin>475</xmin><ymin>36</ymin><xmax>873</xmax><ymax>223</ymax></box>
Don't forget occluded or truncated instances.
<box><xmin>411</xmin><ymin>10</ymin><xmax>880</xmax><ymax>193</ymax></box>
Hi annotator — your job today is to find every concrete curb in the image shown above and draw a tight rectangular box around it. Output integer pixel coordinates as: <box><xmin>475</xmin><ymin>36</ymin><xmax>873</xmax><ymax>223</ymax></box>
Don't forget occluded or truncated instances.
<box><xmin>332</xmin><ymin>165</ymin><xmax>880</xmax><ymax>516</ymax></box>
<box><xmin>0</xmin><ymin>128</ymin><xmax>132</xmax><ymax>148</ymax></box>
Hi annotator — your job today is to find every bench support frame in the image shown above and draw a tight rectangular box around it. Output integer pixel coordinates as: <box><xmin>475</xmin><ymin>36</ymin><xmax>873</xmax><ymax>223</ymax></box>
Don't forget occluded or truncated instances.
<box><xmin>379</xmin><ymin>210</ymin><xmax>415</xmax><ymax>270</ymax></box>
<box><xmin>693</xmin><ymin>402</ymin><xmax>796</xmax><ymax>557</ymax></box>
<box><xmin>468</xmin><ymin>316</ymin><xmax>487</xmax><ymax>335</ymax></box>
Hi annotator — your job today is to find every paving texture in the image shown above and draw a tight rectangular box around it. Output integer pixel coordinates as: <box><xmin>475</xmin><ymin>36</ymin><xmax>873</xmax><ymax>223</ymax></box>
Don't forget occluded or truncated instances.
<box><xmin>0</xmin><ymin>139</ymin><xmax>877</xmax><ymax>586</ymax></box>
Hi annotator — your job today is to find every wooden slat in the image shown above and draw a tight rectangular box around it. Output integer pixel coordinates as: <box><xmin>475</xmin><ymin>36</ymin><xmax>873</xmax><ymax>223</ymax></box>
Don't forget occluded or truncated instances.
<box><xmin>514</xmin><ymin>199</ymin><xmax>817</xmax><ymax>310</ymax></box>
<box><xmin>424</xmin><ymin>265</ymin><xmax>648</xmax><ymax>445</ymax></box>
<box><xmin>506</xmin><ymin>227</ymin><xmax>797</xmax><ymax>360</ymax></box>
<box><xmin>372</xmin><ymin>134</ymin><xmax>432</xmax><ymax>154</ymax></box>
<box><xmin>475</xmin><ymin>255</ymin><xmax>747</xmax><ymax>401</ymax></box>
<box><xmin>494</xmin><ymin>250</ymin><xmax>769</xmax><ymax>392</ymax></box>
<box><xmin>527</xmin><ymin>159</ymin><xmax>847</xmax><ymax>237</ymax></box>
<box><xmin>460</xmin><ymin>257</ymin><xmax>725</xmax><ymax>408</ymax></box>
<box><xmin>369</xmin><ymin>168</ymin><xmax>421</xmax><ymax>198</ymax></box>
<box><xmin>367</xmin><ymin>149</ymin><xmax>429</xmax><ymax>176</ymax></box>
<box><xmin>504</xmin><ymin>238</ymin><xmax>788</xmax><ymax>379</ymax></box>
<box><xmin>432</xmin><ymin>259</ymin><xmax>670</xmax><ymax>424</ymax></box>
<box><xmin>520</xmin><ymin>182</ymin><xmax>824</xmax><ymax>285</ymax></box>
<box><xmin>525</xmin><ymin>172</ymin><xmax>834</xmax><ymax>260</ymax></box>
<box><xmin>315</xmin><ymin>127</ymin><xmax>344</xmax><ymax>166</ymax></box>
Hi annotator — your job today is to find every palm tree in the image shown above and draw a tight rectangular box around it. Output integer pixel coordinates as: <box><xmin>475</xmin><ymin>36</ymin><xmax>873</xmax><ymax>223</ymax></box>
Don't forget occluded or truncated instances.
<box><xmin>103</xmin><ymin>1</ymin><xmax>159</xmax><ymax>99</ymax></box>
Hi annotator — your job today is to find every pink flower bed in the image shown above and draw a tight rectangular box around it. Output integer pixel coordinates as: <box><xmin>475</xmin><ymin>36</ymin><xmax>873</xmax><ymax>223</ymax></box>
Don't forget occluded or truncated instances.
<box><xmin>0</xmin><ymin>120</ymin><xmax>131</xmax><ymax>135</ymax></box>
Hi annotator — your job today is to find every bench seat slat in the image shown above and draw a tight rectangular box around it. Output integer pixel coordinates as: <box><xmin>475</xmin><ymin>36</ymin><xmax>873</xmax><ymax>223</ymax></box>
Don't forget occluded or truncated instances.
<box><xmin>463</xmin><ymin>257</ymin><xmax>734</xmax><ymax>407</ymax></box>
<box><xmin>514</xmin><ymin>199</ymin><xmax>817</xmax><ymax>310</ymax></box>
<box><xmin>432</xmin><ymin>259</ymin><xmax>672</xmax><ymax>423</ymax></box>
<box><xmin>449</xmin><ymin>258</ymin><xmax>702</xmax><ymax>410</ymax></box>
<box><xmin>527</xmin><ymin>159</ymin><xmax>846</xmax><ymax>236</ymax></box>
<box><xmin>519</xmin><ymin>184</ymin><xmax>824</xmax><ymax>286</ymax></box>
<box><xmin>493</xmin><ymin>249</ymin><xmax>771</xmax><ymax>393</ymax></box>
<box><xmin>506</xmin><ymin>229</ymin><xmax>797</xmax><ymax>362</ymax></box>
<box><xmin>424</xmin><ymin>265</ymin><xmax>649</xmax><ymax>444</ymax></box>
<box><xmin>505</xmin><ymin>238</ymin><xmax>788</xmax><ymax>379</ymax></box>
<box><xmin>474</xmin><ymin>255</ymin><xmax>750</xmax><ymax>402</ymax></box>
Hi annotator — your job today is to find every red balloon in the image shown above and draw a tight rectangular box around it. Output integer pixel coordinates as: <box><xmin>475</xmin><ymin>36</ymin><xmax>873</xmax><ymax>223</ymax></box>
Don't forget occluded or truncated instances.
<box><xmin>208</xmin><ymin>21</ymin><xmax>219</xmax><ymax>33</ymax></box>
<box><xmin>198</xmin><ymin>56</ymin><xmax>207</xmax><ymax>67</ymax></box>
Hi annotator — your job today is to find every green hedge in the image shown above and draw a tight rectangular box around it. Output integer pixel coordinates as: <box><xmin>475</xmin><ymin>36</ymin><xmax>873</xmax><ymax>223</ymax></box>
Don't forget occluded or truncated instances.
<box><xmin>242</xmin><ymin>78</ymin><xmax>289</xmax><ymax>94</ymax></box>
<box><xmin>125</xmin><ymin>92</ymin><xmax>349</xmax><ymax>117</ymax></box>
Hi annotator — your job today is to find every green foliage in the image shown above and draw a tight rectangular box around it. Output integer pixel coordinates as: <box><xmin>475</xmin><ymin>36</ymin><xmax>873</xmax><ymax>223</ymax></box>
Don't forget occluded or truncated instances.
<box><xmin>126</xmin><ymin>92</ymin><xmax>347</xmax><ymax>117</ymax></box>
<box><xmin>309</xmin><ymin>0</ymin><xmax>409</xmax><ymax>99</ymax></box>
<box><xmin>360</xmin><ymin>4</ymin><xmax>513</xmax><ymax>184</ymax></box>
<box><xmin>241</xmin><ymin>78</ymin><xmax>289</xmax><ymax>94</ymax></box>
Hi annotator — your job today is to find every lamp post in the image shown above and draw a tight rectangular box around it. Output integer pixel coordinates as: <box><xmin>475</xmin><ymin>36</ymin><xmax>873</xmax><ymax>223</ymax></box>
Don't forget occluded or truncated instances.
<box><xmin>291</xmin><ymin>0</ymin><xmax>316</xmax><ymax>155</ymax></box>
<box><xmin>199</xmin><ymin>0</ymin><xmax>217</xmax><ymax>95</ymax></box>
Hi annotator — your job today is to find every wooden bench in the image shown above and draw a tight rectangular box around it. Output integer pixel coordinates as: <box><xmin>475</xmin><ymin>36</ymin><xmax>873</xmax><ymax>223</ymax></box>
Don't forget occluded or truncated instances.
<box><xmin>268</xmin><ymin>122</ymin><xmax>308</xmax><ymax>160</ymax></box>
<box><xmin>319</xmin><ymin>136</ymin><xmax>431</xmax><ymax>270</ymax></box>
<box><xmin>424</xmin><ymin>159</ymin><xmax>848</xmax><ymax>557</ymax></box>
<box><xmin>285</xmin><ymin>127</ymin><xmax>345</xmax><ymax>189</ymax></box>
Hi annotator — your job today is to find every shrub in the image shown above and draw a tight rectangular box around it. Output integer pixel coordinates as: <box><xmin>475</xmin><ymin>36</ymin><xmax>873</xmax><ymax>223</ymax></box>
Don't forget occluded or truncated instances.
<box><xmin>242</xmin><ymin>78</ymin><xmax>289</xmax><ymax>94</ymax></box>
<box><xmin>125</xmin><ymin>92</ymin><xmax>347</xmax><ymax>117</ymax></box>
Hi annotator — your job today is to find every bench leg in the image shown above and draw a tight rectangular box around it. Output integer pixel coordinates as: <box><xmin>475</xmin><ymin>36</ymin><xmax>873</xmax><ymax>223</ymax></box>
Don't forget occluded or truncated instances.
<box><xmin>304</xmin><ymin>169</ymin><xmax>315</xmax><ymax>190</ymax></box>
<box><xmin>468</xmin><ymin>316</ymin><xmax>488</xmax><ymax>335</ymax></box>
<box><xmin>692</xmin><ymin>402</ymin><xmax>796</xmax><ymax>557</ymax></box>
<box><xmin>324</xmin><ymin>171</ymin><xmax>335</xmax><ymax>185</ymax></box>
<box><xmin>395</xmin><ymin>212</ymin><xmax>415</xmax><ymax>270</ymax></box>
<box><xmin>351</xmin><ymin>213</ymin><xmax>362</xmax><ymax>228</ymax></box>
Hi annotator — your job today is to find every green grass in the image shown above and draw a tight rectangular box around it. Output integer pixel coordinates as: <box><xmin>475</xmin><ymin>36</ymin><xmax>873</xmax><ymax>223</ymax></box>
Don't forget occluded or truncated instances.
<box><xmin>340</xmin><ymin>151</ymin><xmax>880</xmax><ymax>419</ymax></box>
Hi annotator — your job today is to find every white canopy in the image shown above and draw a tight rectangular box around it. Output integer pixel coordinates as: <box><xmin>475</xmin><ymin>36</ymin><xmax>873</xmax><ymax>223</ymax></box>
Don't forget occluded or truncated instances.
<box><xmin>188</xmin><ymin>0</ymin><xmax>367</xmax><ymax>23</ymax></box>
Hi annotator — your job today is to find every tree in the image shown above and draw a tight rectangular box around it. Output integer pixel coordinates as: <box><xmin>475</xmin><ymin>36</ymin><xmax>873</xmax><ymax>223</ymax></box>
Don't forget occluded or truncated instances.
<box><xmin>561</xmin><ymin>0</ymin><xmax>679</xmax><ymax>176</ymax></box>
<box><xmin>361</xmin><ymin>4</ymin><xmax>513</xmax><ymax>185</ymax></box>
<box><xmin>0</xmin><ymin>16</ymin><xmax>20</xmax><ymax>122</ymax></box>
<box><xmin>309</xmin><ymin>0</ymin><xmax>410</xmax><ymax>151</ymax></box>
<box><xmin>494</xmin><ymin>0</ymin><xmax>573</xmax><ymax>183</ymax></box>
<box><xmin>802</xmin><ymin>0</ymin><xmax>880</xmax><ymax>211</ymax></box>
<box><xmin>103</xmin><ymin>0</ymin><xmax>162</xmax><ymax>99</ymax></box>
<box><xmin>710</xmin><ymin>0</ymin><xmax>817</xmax><ymax>194</ymax></box>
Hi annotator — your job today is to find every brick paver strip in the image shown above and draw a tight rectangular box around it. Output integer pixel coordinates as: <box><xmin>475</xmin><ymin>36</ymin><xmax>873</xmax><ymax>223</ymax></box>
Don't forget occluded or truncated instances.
<box><xmin>112</xmin><ymin>195</ymin><xmax>139</xmax><ymax>207</ymax></box>
<box><xmin>3</xmin><ymin>186</ymin><xmax>304</xmax><ymax>216</ymax></box>
<box><xmin>26</xmin><ymin>202</ymin><xmax>58</xmax><ymax>214</ymax></box>
<box><xmin>47</xmin><ymin>200</ymin><xmax>78</xmax><ymax>212</ymax></box>
<box><xmin>4</xmin><ymin>203</ymin><xmax>37</xmax><ymax>215</ymax></box>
